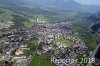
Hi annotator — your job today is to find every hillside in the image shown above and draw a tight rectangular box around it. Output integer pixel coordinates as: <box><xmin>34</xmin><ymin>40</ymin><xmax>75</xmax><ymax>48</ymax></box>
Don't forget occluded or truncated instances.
<box><xmin>0</xmin><ymin>8</ymin><xmax>13</xmax><ymax>21</ymax></box>
<box><xmin>22</xmin><ymin>0</ymin><xmax>100</xmax><ymax>13</ymax></box>
<box><xmin>0</xmin><ymin>0</ymin><xmax>100</xmax><ymax>66</ymax></box>
<box><xmin>0</xmin><ymin>0</ymin><xmax>100</xmax><ymax>13</ymax></box>
<box><xmin>0</xmin><ymin>0</ymin><xmax>100</xmax><ymax>29</ymax></box>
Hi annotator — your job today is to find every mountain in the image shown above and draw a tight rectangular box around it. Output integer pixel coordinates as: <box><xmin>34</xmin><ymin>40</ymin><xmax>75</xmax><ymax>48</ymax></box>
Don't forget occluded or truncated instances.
<box><xmin>0</xmin><ymin>0</ymin><xmax>23</xmax><ymax>6</ymax></box>
<box><xmin>0</xmin><ymin>0</ymin><xmax>100</xmax><ymax>13</ymax></box>
<box><xmin>21</xmin><ymin>0</ymin><xmax>100</xmax><ymax>13</ymax></box>
<box><xmin>23</xmin><ymin>0</ymin><xmax>81</xmax><ymax>10</ymax></box>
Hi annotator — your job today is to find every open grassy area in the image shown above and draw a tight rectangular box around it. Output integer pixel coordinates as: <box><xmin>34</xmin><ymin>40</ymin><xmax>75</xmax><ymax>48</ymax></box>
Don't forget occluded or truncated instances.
<box><xmin>23</xmin><ymin>21</ymin><xmax>35</xmax><ymax>28</ymax></box>
<box><xmin>0</xmin><ymin>8</ymin><xmax>13</xmax><ymax>21</ymax></box>
<box><xmin>78</xmin><ymin>34</ymin><xmax>100</xmax><ymax>51</ymax></box>
<box><xmin>72</xmin><ymin>21</ymin><xmax>100</xmax><ymax>51</ymax></box>
<box><xmin>76</xmin><ymin>54</ymin><xmax>100</xmax><ymax>66</ymax></box>
<box><xmin>76</xmin><ymin>54</ymin><xmax>87</xmax><ymax>66</ymax></box>
<box><xmin>29</xmin><ymin>55</ymin><xmax>56</xmax><ymax>66</ymax></box>
<box><xmin>0</xmin><ymin>31</ymin><xmax>3</xmax><ymax>37</ymax></box>
<box><xmin>24</xmin><ymin>37</ymin><xmax>38</xmax><ymax>56</ymax></box>
<box><xmin>58</xmin><ymin>38</ymin><xmax>74</xmax><ymax>46</ymax></box>
<box><xmin>25</xmin><ymin>37</ymin><xmax>55</xmax><ymax>66</ymax></box>
<box><xmin>72</xmin><ymin>20</ymin><xmax>91</xmax><ymax>33</ymax></box>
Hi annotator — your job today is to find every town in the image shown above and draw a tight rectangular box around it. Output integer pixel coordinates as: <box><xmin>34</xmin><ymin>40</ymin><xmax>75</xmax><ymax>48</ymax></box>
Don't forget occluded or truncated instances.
<box><xmin>0</xmin><ymin>19</ymin><xmax>95</xmax><ymax>66</ymax></box>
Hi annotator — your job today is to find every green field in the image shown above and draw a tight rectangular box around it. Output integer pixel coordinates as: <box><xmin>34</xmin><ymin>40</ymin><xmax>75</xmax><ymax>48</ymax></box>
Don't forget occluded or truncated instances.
<box><xmin>29</xmin><ymin>55</ymin><xmax>56</xmax><ymax>66</ymax></box>
<box><xmin>0</xmin><ymin>8</ymin><xmax>13</xmax><ymax>21</ymax></box>
<box><xmin>25</xmin><ymin>37</ymin><xmax>55</xmax><ymax>66</ymax></box>
<box><xmin>72</xmin><ymin>20</ymin><xmax>91</xmax><ymax>33</ymax></box>
<box><xmin>72</xmin><ymin>21</ymin><xmax>100</xmax><ymax>51</ymax></box>
<box><xmin>78</xmin><ymin>34</ymin><xmax>100</xmax><ymax>51</ymax></box>
<box><xmin>76</xmin><ymin>54</ymin><xmax>87</xmax><ymax>66</ymax></box>
<box><xmin>58</xmin><ymin>38</ymin><xmax>74</xmax><ymax>46</ymax></box>
<box><xmin>24</xmin><ymin>37</ymin><xmax>38</xmax><ymax>56</ymax></box>
<box><xmin>0</xmin><ymin>31</ymin><xmax>3</xmax><ymax>37</ymax></box>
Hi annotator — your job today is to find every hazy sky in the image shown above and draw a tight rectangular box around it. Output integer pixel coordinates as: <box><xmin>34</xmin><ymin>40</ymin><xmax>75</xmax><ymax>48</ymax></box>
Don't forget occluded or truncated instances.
<box><xmin>75</xmin><ymin>0</ymin><xmax>100</xmax><ymax>6</ymax></box>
